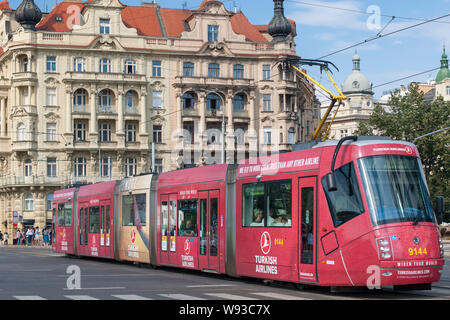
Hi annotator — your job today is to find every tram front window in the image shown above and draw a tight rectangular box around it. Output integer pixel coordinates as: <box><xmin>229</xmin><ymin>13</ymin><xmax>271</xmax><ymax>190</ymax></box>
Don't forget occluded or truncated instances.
<box><xmin>358</xmin><ymin>155</ymin><xmax>435</xmax><ymax>226</ymax></box>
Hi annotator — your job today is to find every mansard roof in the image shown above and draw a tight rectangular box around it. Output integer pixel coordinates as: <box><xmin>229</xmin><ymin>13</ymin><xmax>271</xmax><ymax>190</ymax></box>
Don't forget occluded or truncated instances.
<box><xmin>35</xmin><ymin>0</ymin><xmax>270</xmax><ymax>43</ymax></box>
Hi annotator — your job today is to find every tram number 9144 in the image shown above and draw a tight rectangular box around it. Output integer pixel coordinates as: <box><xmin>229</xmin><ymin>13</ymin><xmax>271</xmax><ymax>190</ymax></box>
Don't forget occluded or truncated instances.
<box><xmin>408</xmin><ymin>247</ymin><xmax>428</xmax><ymax>256</ymax></box>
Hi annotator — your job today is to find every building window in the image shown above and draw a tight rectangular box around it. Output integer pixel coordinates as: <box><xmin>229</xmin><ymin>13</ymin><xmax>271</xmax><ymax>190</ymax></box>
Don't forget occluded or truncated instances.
<box><xmin>208</xmin><ymin>25</ymin><xmax>219</xmax><ymax>42</ymax></box>
<box><xmin>125</xmin><ymin>91</ymin><xmax>137</xmax><ymax>113</ymax></box>
<box><xmin>447</xmin><ymin>86</ymin><xmax>450</xmax><ymax>95</ymax></box>
<box><xmin>208</xmin><ymin>63</ymin><xmax>220</xmax><ymax>78</ymax></box>
<box><xmin>22</xmin><ymin>87</ymin><xmax>30</xmax><ymax>105</ymax></box>
<box><xmin>233</xmin><ymin>94</ymin><xmax>245</xmax><ymax>111</ymax></box>
<box><xmin>99</xmin><ymin>18</ymin><xmax>110</xmax><ymax>34</ymax></box>
<box><xmin>73</xmin><ymin>89</ymin><xmax>87</xmax><ymax>111</ymax></box>
<box><xmin>264</xmin><ymin>127</ymin><xmax>272</xmax><ymax>144</ymax></box>
<box><xmin>74</xmin><ymin>122</ymin><xmax>87</xmax><ymax>142</ymax></box>
<box><xmin>24</xmin><ymin>193</ymin><xmax>34</xmax><ymax>211</ymax></box>
<box><xmin>207</xmin><ymin>93</ymin><xmax>222</xmax><ymax>111</ymax></box>
<box><xmin>153</xmin><ymin>125</ymin><xmax>162</xmax><ymax>143</ymax></box>
<box><xmin>288</xmin><ymin>127</ymin><xmax>295</xmax><ymax>144</ymax></box>
<box><xmin>152</xmin><ymin>60</ymin><xmax>161</xmax><ymax>77</ymax></box>
<box><xmin>183</xmin><ymin>62</ymin><xmax>194</xmax><ymax>77</ymax></box>
<box><xmin>100</xmin><ymin>157</ymin><xmax>112</xmax><ymax>177</ymax></box>
<box><xmin>154</xmin><ymin>159</ymin><xmax>163</xmax><ymax>174</ymax></box>
<box><xmin>125</xmin><ymin>157</ymin><xmax>137</xmax><ymax>177</ymax></box>
<box><xmin>21</xmin><ymin>56</ymin><xmax>29</xmax><ymax>72</ymax></box>
<box><xmin>24</xmin><ymin>159</ymin><xmax>32</xmax><ymax>176</ymax></box>
<box><xmin>233</xmin><ymin>64</ymin><xmax>244</xmax><ymax>79</ymax></box>
<box><xmin>47</xmin><ymin>158</ymin><xmax>57</xmax><ymax>177</ymax></box>
<box><xmin>126</xmin><ymin>123</ymin><xmax>137</xmax><ymax>142</ymax></box>
<box><xmin>17</xmin><ymin>123</ymin><xmax>26</xmax><ymax>141</ymax></box>
<box><xmin>98</xmin><ymin>89</ymin><xmax>112</xmax><ymax>112</ymax></box>
<box><xmin>46</xmin><ymin>56</ymin><xmax>56</xmax><ymax>72</ymax></box>
<box><xmin>152</xmin><ymin>91</ymin><xmax>162</xmax><ymax>109</ymax></box>
<box><xmin>263</xmin><ymin>64</ymin><xmax>271</xmax><ymax>80</ymax></box>
<box><xmin>46</xmin><ymin>88</ymin><xmax>57</xmax><ymax>106</ymax></box>
<box><xmin>73</xmin><ymin>57</ymin><xmax>86</xmax><ymax>72</ymax></box>
<box><xmin>46</xmin><ymin>193</ymin><xmax>53</xmax><ymax>211</ymax></box>
<box><xmin>263</xmin><ymin>94</ymin><xmax>272</xmax><ymax>111</ymax></box>
<box><xmin>306</xmin><ymin>120</ymin><xmax>311</xmax><ymax>136</ymax></box>
<box><xmin>74</xmin><ymin>157</ymin><xmax>86</xmax><ymax>177</ymax></box>
<box><xmin>124</xmin><ymin>60</ymin><xmax>136</xmax><ymax>74</ymax></box>
<box><xmin>46</xmin><ymin>123</ymin><xmax>57</xmax><ymax>141</ymax></box>
<box><xmin>99</xmin><ymin>58</ymin><xmax>111</xmax><ymax>73</ymax></box>
<box><xmin>183</xmin><ymin>92</ymin><xmax>195</xmax><ymax>109</ymax></box>
<box><xmin>99</xmin><ymin>123</ymin><xmax>112</xmax><ymax>142</ymax></box>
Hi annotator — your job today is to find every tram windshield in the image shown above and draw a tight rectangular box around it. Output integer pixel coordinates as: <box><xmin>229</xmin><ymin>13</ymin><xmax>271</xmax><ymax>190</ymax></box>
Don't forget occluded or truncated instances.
<box><xmin>358</xmin><ymin>155</ymin><xmax>435</xmax><ymax>226</ymax></box>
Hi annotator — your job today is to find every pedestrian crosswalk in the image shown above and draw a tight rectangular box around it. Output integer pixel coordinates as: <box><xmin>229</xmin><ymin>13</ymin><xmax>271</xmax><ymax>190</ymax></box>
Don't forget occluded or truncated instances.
<box><xmin>12</xmin><ymin>291</ymin><xmax>313</xmax><ymax>301</ymax></box>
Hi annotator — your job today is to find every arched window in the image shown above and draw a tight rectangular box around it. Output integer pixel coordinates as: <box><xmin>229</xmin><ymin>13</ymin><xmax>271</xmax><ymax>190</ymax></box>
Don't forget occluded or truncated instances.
<box><xmin>24</xmin><ymin>159</ymin><xmax>32</xmax><ymax>176</ymax></box>
<box><xmin>125</xmin><ymin>90</ymin><xmax>138</xmax><ymax>113</ymax></box>
<box><xmin>24</xmin><ymin>193</ymin><xmax>34</xmax><ymax>211</ymax></box>
<box><xmin>182</xmin><ymin>92</ymin><xmax>195</xmax><ymax>109</ymax></box>
<box><xmin>98</xmin><ymin>89</ymin><xmax>113</xmax><ymax>112</ymax></box>
<box><xmin>73</xmin><ymin>89</ymin><xmax>88</xmax><ymax>111</ymax></box>
<box><xmin>206</xmin><ymin>93</ymin><xmax>222</xmax><ymax>110</ymax></box>
<box><xmin>233</xmin><ymin>94</ymin><xmax>245</xmax><ymax>111</ymax></box>
<box><xmin>288</xmin><ymin>127</ymin><xmax>295</xmax><ymax>144</ymax></box>
<box><xmin>17</xmin><ymin>123</ymin><xmax>26</xmax><ymax>141</ymax></box>
<box><xmin>99</xmin><ymin>58</ymin><xmax>111</xmax><ymax>73</ymax></box>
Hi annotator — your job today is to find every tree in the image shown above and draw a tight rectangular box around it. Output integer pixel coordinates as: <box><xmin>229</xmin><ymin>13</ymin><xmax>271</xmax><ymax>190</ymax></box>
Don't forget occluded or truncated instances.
<box><xmin>356</xmin><ymin>83</ymin><xmax>450</xmax><ymax>220</ymax></box>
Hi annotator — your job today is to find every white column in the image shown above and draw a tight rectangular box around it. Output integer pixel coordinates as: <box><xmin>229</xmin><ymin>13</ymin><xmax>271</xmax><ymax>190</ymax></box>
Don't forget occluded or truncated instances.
<box><xmin>0</xmin><ymin>98</ymin><xmax>5</xmax><ymax>137</ymax></box>
<box><xmin>117</xmin><ymin>91</ymin><xmax>124</xmax><ymax>134</ymax></box>
<box><xmin>66</xmin><ymin>89</ymin><xmax>72</xmax><ymax>134</ymax></box>
<box><xmin>90</xmin><ymin>89</ymin><xmax>97</xmax><ymax>135</ymax></box>
<box><xmin>140</xmin><ymin>92</ymin><xmax>147</xmax><ymax>135</ymax></box>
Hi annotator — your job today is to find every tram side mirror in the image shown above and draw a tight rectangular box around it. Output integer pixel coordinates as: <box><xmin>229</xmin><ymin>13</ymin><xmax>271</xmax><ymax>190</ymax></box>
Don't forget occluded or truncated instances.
<box><xmin>436</xmin><ymin>196</ymin><xmax>445</xmax><ymax>225</ymax></box>
<box><xmin>326</xmin><ymin>172</ymin><xmax>337</xmax><ymax>192</ymax></box>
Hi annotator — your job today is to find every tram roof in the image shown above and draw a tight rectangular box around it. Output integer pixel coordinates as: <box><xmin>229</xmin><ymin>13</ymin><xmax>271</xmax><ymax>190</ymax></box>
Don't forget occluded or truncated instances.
<box><xmin>158</xmin><ymin>163</ymin><xmax>228</xmax><ymax>188</ymax></box>
<box><xmin>78</xmin><ymin>180</ymin><xmax>119</xmax><ymax>197</ymax></box>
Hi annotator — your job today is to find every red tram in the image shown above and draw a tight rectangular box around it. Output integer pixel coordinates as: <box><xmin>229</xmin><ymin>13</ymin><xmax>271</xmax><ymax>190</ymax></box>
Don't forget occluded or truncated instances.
<box><xmin>53</xmin><ymin>137</ymin><xmax>445</xmax><ymax>289</ymax></box>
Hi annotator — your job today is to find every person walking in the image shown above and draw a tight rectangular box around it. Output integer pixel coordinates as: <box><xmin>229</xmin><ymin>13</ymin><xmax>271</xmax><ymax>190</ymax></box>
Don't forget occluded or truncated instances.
<box><xmin>0</xmin><ymin>231</ymin><xmax>3</xmax><ymax>247</ymax></box>
<box><xmin>43</xmin><ymin>228</ymin><xmax>49</xmax><ymax>246</ymax></box>
<box><xmin>34</xmin><ymin>227</ymin><xmax>40</xmax><ymax>246</ymax></box>
<box><xmin>16</xmin><ymin>229</ymin><xmax>22</xmax><ymax>246</ymax></box>
<box><xmin>26</xmin><ymin>227</ymin><xmax>34</xmax><ymax>246</ymax></box>
<box><xmin>4</xmin><ymin>232</ymin><xmax>8</xmax><ymax>245</ymax></box>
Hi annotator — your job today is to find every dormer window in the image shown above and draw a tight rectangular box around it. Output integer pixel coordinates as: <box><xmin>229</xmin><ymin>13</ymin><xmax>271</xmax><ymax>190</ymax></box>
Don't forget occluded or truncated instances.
<box><xmin>99</xmin><ymin>18</ymin><xmax>110</xmax><ymax>34</ymax></box>
<box><xmin>55</xmin><ymin>16</ymin><xmax>62</xmax><ymax>22</ymax></box>
<box><xmin>208</xmin><ymin>25</ymin><xmax>219</xmax><ymax>42</ymax></box>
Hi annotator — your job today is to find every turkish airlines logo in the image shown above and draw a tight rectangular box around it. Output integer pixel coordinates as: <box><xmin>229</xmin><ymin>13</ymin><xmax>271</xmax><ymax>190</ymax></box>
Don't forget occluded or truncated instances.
<box><xmin>131</xmin><ymin>229</ymin><xmax>136</xmax><ymax>244</ymax></box>
<box><xmin>184</xmin><ymin>239</ymin><xmax>191</xmax><ymax>255</ymax></box>
<box><xmin>404</xmin><ymin>146</ymin><xmax>413</xmax><ymax>154</ymax></box>
<box><xmin>260</xmin><ymin>231</ymin><xmax>271</xmax><ymax>255</ymax></box>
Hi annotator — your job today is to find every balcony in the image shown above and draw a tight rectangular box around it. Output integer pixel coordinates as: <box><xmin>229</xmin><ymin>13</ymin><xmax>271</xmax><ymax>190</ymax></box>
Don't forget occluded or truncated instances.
<box><xmin>12</xmin><ymin>72</ymin><xmax>38</xmax><ymax>82</ymax></box>
<box><xmin>0</xmin><ymin>175</ymin><xmax>63</xmax><ymax>187</ymax></box>
<box><xmin>182</xmin><ymin>108</ymin><xmax>199</xmax><ymax>117</ymax></box>
<box><xmin>174</xmin><ymin>75</ymin><xmax>254</xmax><ymax>88</ymax></box>
<box><xmin>64</xmin><ymin>71</ymin><xmax>147</xmax><ymax>84</ymax></box>
<box><xmin>12</xmin><ymin>139</ymin><xmax>38</xmax><ymax>152</ymax></box>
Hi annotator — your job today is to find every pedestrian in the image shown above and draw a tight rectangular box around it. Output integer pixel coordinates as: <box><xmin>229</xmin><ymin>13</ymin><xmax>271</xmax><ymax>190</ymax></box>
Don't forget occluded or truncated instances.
<box><xmin>43</xmin><ymin>228</ymin><xmax>49</xmax><ymax>246</ymax></box>
<box><xmin>16</xmin><ymin>229</ymin><xmax>21</xmax><ymax>246</ymax></box>
<box><xmin>0</xmin><ymin>230</ymin><xmax>3</xmax><ymax>247</ymax></box>
<box><xmin>34</xmin><ymin>226</ymin><xmax>40</xmax><ymax>246</ymax></box>
<box><xmin>4</xmin><ymin>232</ymin><xmax>8</xmax><ymax>245</ymax></box>
<box><xmin>26</xmin><ymin>227</ymin><xmax>33</xmax><ymax>246</ymax></box>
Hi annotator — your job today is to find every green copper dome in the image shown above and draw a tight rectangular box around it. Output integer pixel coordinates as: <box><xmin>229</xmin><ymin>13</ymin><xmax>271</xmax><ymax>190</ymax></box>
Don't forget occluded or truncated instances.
<box><xmin>436</xmin><ymin>47</ymin><xmax>450</xmax><ymax>83</ymax></box>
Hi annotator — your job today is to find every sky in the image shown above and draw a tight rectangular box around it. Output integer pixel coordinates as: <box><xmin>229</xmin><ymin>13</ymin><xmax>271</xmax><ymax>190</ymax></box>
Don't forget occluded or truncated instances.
<box><xmin>9</xmin><ymin>0</ymin><xmax>450</xmax><ymax>100</ymax></box>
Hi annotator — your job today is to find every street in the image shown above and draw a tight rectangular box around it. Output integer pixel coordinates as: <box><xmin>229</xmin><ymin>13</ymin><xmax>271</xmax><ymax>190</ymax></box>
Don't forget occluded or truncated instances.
<box><xmin>1</xmin><ymin>246</ymin><xmax>450</xmax><ymax>301</ymax></box>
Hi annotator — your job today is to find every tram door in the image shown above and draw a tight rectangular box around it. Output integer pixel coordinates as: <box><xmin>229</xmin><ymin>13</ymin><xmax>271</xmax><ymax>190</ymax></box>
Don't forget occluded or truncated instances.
<box><xmin>298</xmin><ymin>177</ymin><xmax>317</xmax><ymax>283</ymax></box>
<box><xmin>99</xmin><ymin>200</ymin><xmax>112</xmax><ymax>258</ymax></box>
<box><xmin>198</xmin><ymin>190</ymin><xmax>219</xmax><ymax>271</ymax></box>
<box><xmin>160</xmin><ymin>194</ymin><xmax>169</xmax><ymax>264</ymax></box>
<box><xmin>168</xmin><ymin>194</ymin><xmax>178</xmax><ymax>264</ymax></box>
<box><xmin>79</xmin><ymin>204</ymin><xmax>89</xmax><ymax>256</ymax></box>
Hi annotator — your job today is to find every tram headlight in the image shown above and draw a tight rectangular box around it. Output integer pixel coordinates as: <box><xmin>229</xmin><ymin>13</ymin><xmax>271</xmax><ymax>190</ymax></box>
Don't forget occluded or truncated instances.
<box><xmin>379</xmin><ymin>239</ymin><xmax>389</xmax><ymax>246</ymax></box>
<box><xmin>380</xmin><ymin>246</ymin><xmax>390</xmax><ymax>252</ymax></box>
<box><xmin>380</xmin><ymin>252</ymin><xmax>391</xmax><ymax>259</ymax></box>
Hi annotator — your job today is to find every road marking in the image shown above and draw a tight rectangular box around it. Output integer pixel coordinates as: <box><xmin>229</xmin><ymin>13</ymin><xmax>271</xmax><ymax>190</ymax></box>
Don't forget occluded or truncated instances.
<box><xmin>14</xmin><ymin>296</ymin><xmax>47</xmax><ymax>300</ymax></box>
<box><xmin>63</xmin><ymin>287</ymin><xmax>126</xmax><ymax>290</ymax></box>
<box><xmin>250</xmin><ymin>292</ymin><xmax>312</xmax><ymax>300</ymax></box>
<box><xmin>112</xmin><ymin>294</ymin><xmax>152</xmax><ymax>300</ymax></box>
<box><xmin>65</xmin><ymin>295</ymin><xmax>99</xmax><ymax>300</ymax></box>
<box><xmin>159</xmin><ymin>294</ymin><xmax>206</xmax><ymax>300</ymax></box>
<box><xmin>204</xmin><ymin>293</ymin><xmax>258</xmax><ymax>300</ymax></box>
<box><xmin>186</xmin><ymin>284</ymin><xmax>237</xmax><ymax>288</ymax></box>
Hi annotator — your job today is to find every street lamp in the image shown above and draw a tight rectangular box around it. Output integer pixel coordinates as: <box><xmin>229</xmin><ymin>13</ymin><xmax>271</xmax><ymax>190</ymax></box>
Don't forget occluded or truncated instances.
<box><xmin>195</xmin><ymin>89</ymin><xmax>226</xmax><ymax>164</ymax></box>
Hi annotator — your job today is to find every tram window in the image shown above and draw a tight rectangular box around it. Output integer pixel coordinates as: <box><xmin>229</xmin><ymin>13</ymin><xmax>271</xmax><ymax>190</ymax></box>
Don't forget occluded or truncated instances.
<box><xmin>242</xmin><ymin>180</ymin><xmax>292</xmax><ymax>227</ymax></box>
<box><xmin>57</xmin><ymin>202</ymin><xmax>72</xmax><ymax>227</ymax></box>
<box><xmin>178</xmin><ymin>199</ymin><xmax>198</xmax><ymax>237</ymax></box>
<box><xmin>89</xmin><ymin>206</ymin><xmax>100</xmax><ymax>233</ymax></box>
<box><xmin>122</xmin><ymin>194</ymin><xmax>147</xmax><ymax>226</ymax></box>
<box><xmin>322</xmin><ymin>162</ymin><xmax>364</xmax><ymax>227</ymax></box>
<box><xmin>161</xmin><ymin>201</ymin><xmax>168</xmax><ymax>236</ymax></box>
<box><xmin>243</xmin><ymin>183</ymin><xmax>264</xmax><ymax>227</ymax></box>
<box><xmin>169</xmin><ymin>201</ymin><xmax>176</xmax><ymax>236</ymax></box>
<box><xmin>267</xmin><ymin>182</ymin><xmax>292</xmax><ymax>227</ymax></box>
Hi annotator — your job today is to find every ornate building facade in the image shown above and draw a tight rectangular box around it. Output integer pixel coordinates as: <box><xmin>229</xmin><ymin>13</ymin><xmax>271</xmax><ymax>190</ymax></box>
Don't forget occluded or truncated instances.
<box><xmin>0</xmin><ymin>0</ymin><xmax>316</xmax><ymax>232</ymax></box>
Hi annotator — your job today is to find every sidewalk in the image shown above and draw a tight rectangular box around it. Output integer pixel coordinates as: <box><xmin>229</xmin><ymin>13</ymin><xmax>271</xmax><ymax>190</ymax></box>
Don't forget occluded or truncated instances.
<box><xmin>0</xmin><ymin>244</ymin><xmax>52</xmax><ymax>249</ymax></box>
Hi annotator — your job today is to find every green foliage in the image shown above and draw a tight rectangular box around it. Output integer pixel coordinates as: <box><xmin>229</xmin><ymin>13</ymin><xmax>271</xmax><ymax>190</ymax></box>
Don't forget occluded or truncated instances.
<box><xmin>356</xmin><ymin>84</ymin><xmax>450</xmax><ymax>220</ymax></box>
